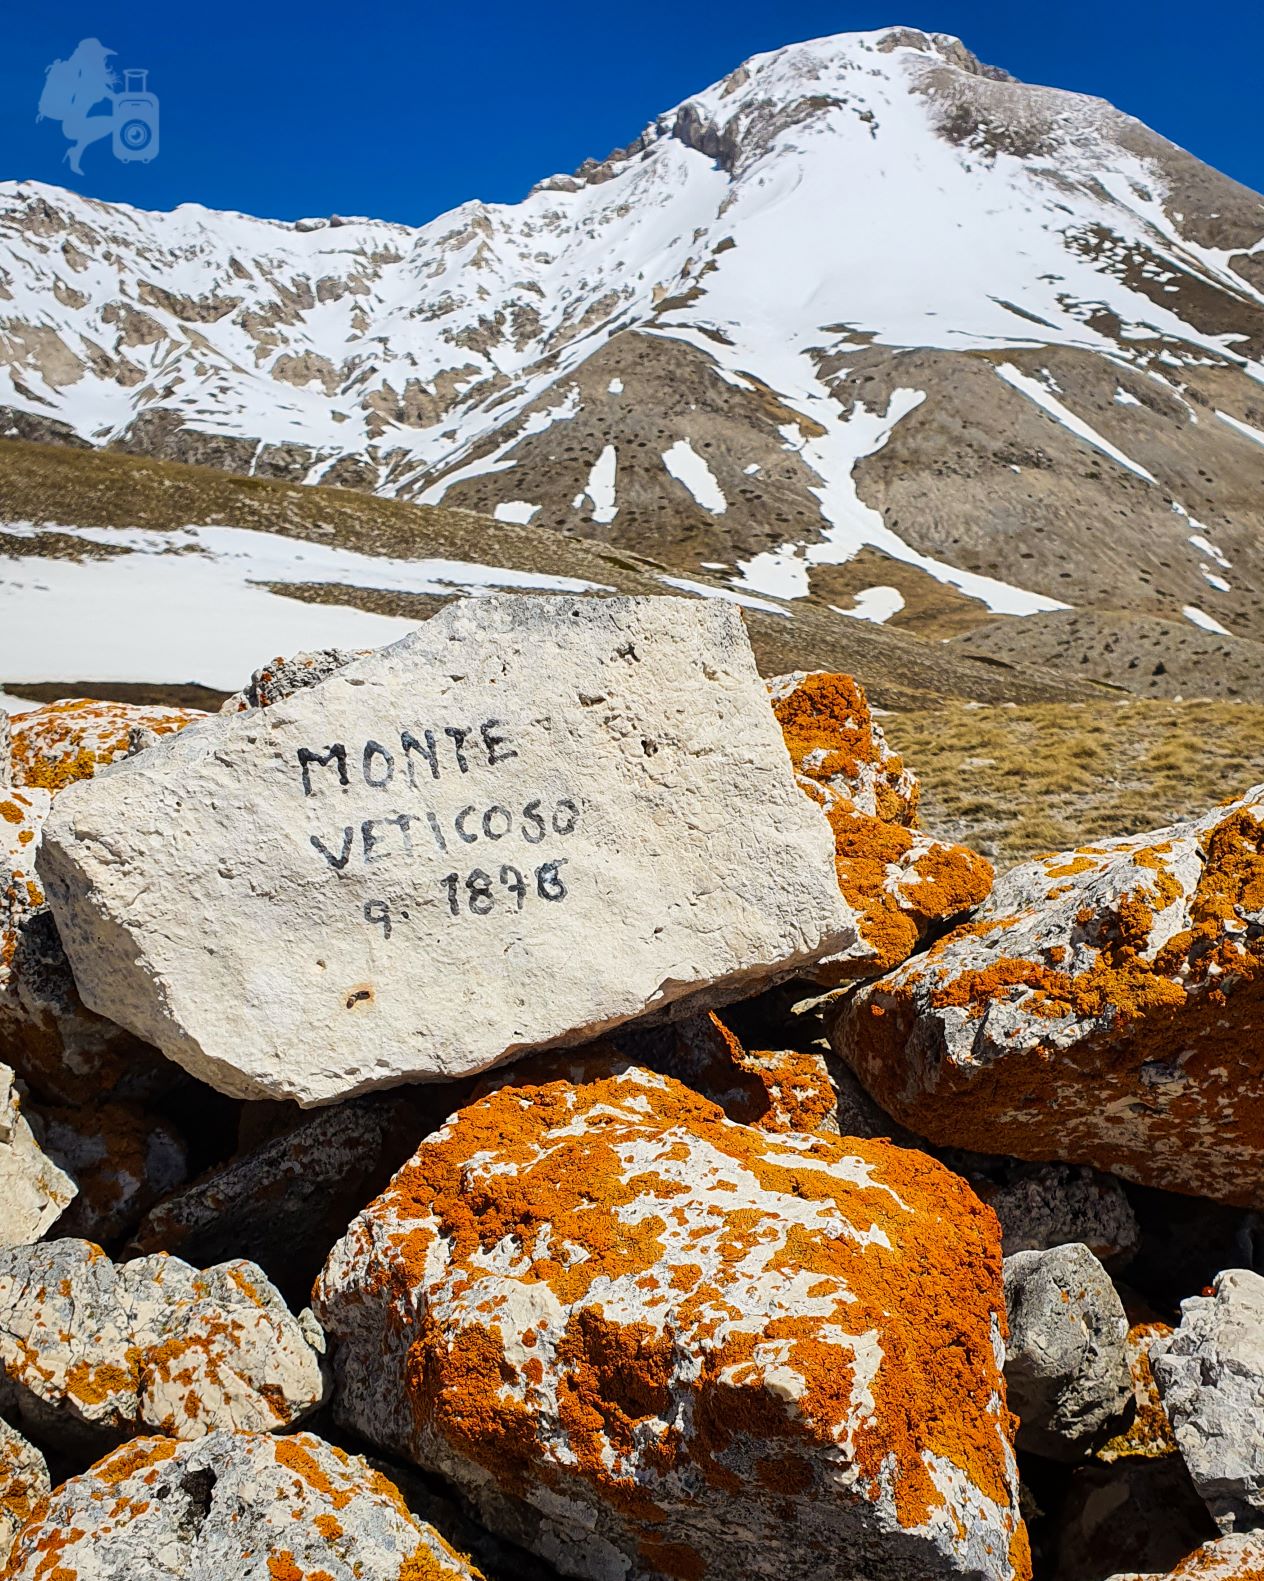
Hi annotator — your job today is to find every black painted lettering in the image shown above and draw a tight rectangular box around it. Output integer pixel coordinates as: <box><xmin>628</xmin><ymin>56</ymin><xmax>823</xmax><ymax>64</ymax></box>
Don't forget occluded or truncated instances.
<box><xmin>311</xmin><ymin>827</ymin><xmax>354</xmax><ymax>870</ymax></box>
<box><xmin>361</xmin><ymin>819</ymin><xmax>386</xmax><ymax>864</ymax></box>
<box><xmin>425</xmin><ymin>811</ymin><xmax>448</xmax><ymax>853</ymax></box>
<box><xmin>444</xmin><ymin>726</ymin><xmax>471</xmax><ymax>774</ymax></box>
<box><xmin>482</xmin><ymin>805</ymin><xmax>513</xmax><ymax>841</ymax></box>
<box><xmin>386</xmin><ymin>812</ymin><xmax>416</xmax><ymax>855</ymax></box>
<box><xmin>552</xmin><ymin>798</ymin><xmax>580</xmax><ymax>835</ymax></box>
<box><xmin>440</xmin><ymin>872</ymin><xmax>460</xmax><ymax>916</ymax></box>
<box><xmin>481</xmin><ymin>719</ymin><xmax>518</xmax><ymax>767</ymax></box>
<box><xmin>365</xmin><ymin>899</ymin><xmax>392</xmax><ymax>939</ymax></box>
<box><xmin>455</xmin><ymin>805</ymin><xmax>479</xmax><ymax>844</ymax></box>
<box><xmin>298</xmin><ymin>744</ymin><xmax>348</xmax><ymax>797</ymax></box>
<box><xmin>363</xmin><ymin>740</ymin><xmax>395</xmax><ymax>788</ymax></box>
<box><xmin>500</xmin><ymin>864</ymin><xmax>526</xmax><ymax>910</ymax></box>
<box><xmin>521</xmin><ymin>799</ymin><xmax>546</xmax><ymax>844</ymax></box>
<box><xmin>466</xmin><ymin>869</ymin><xmax>494</xmax><ymax>915</ymax></box>
<box><xmin>401</xmin><ymin>729</ymin><xmax>439</xmax><ymax>785</ymax></box>
<box><xmin>536</xmin><ymin>859</ymin><xmax>568</xmax><ymax>901</ymax></box>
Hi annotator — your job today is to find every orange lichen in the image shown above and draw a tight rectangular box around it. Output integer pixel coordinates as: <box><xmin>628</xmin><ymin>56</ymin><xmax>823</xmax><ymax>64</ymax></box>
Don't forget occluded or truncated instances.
<box><xmin>10</xmin><ymin>699</ymin><xmax>203</xmax><ymax>795</ymax></box>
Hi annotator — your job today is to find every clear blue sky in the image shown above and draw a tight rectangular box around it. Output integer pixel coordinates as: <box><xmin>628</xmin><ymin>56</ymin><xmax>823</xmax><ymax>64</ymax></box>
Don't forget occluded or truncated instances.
<box><xmin>1</xmin><ymin>0</ymin><xmax>1259</xmax><ymax>225</ymax></box>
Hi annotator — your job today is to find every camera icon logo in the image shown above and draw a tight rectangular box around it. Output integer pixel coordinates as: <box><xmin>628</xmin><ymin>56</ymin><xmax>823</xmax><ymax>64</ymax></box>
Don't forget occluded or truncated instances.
<box><xmin>38</xmin><ymin>42</ymin><xmax>160</xmax><ymax>173</ymax></box>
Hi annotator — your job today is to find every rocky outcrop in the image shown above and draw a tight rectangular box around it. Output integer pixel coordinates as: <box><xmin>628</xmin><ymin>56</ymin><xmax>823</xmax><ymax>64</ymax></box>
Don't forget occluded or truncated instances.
<box><xmin>3</xmin><ymin>1430</ymin><xmax>485</xmax><ymax>1580</ymax></box>
<box><xmin>315</xmin><ymin>1057</ymin><xmax>1028</xmax><ymax>1581</ymax></box>
<box><xmin>770</xmin><ymin>672</ymin><xmax>993</xmax><ymax>981</ymax></box>
<box><xmin>220</xmin><ymin>647</ymin><xmax>368</xmax><ymax>711</ymax></box>
<box><xmin>0</xmin><ymin>1062</ymin><xmax>75</xmax><ymax>1246</ymax></box>
<box><xmin>37</xmin><ymin>598</ymin><xmax>855</xmax><ymax>1104</ymax></box>
<box><xmin>831</xmin><ymin>789</ymin><xmax>1264</xmax><ymax>1206</ymax></box>
<box><xmin>1003</xmin><ymin>1243</ymin><xmax>1131</xmax><ymax>1461</ymax></box>
<box><xmin>38</xmin><ymin>1101</ymin><xmax>188</xmax><ymax>1245</ymax></box>
<box><xmin>1153</xmin><ymin>1269</ymin><xmax>1264</xmax><ymax>1532</ymax></box>
<box><xmin>0</xmin><ymin>1239</ymin><xmax>326</xmax><ymax>1452</ymax></box>
<box><xmin>0</xmin><ymin>1416</ymin><xmax>48</xmax><ymax>1569</ymax></box>
<box><xmin>8</xmin><ymin>698</ymin><xmax>206</xmax><ymax>792</ymax></box>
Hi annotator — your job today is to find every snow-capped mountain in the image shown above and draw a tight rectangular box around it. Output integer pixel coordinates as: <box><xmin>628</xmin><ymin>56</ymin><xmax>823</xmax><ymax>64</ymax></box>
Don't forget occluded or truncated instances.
<box><xmin>3</xmin><ymin>26</ymin><xmax>1264</xmax><ymax>652</ymax></box>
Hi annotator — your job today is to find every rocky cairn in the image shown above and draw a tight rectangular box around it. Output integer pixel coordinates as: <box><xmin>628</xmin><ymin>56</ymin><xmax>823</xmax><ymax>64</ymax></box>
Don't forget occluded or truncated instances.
<box><xmin>0</xmin><ymin>593</ymin><xmax>1262</xmax><ymax>1580</ymax></box>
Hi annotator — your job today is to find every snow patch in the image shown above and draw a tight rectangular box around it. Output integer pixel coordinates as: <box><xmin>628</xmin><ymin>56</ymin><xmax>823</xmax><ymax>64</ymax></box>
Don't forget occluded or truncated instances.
<box><xmin>1182</xmin><ymin>604</ymin><xmax>1231</xmax><ymax>636</ymax></box>
<box><xmin>996</xmin><ymin>364</ymin><xmax>1157</xmax><ymax>482</ymax></box>
<box><xmin>662</xmin><ymin>440</ymin><xmax>727</xmax><ymax>515</ymax></box>
<box><xmin>832</xmin><ymin>586</ymin><xmax>905</xmax><ymax>624</ymax></box>
<box><xmin>607</xmin><ymin>378</ymin><xmax>624</xmax><ymax>395</ymax></box>
<box><xmin>1215</xmin><ymin>409</ymin><xmax>1264</xmax><ymax>448</ymax></box>
<box><xmin>659</xmin><ymin>575</ymin><xmax>790</xmax><ymax>617</ymax></box>
<box><xmin>493</xmin><ymin>501</ymin><xmax>540</xmax><ymax>524</ymax></box>
<box><xmin>579</xmin><ymin>445</ymin><xmax>618</xmax><ymax>524</ymax></box>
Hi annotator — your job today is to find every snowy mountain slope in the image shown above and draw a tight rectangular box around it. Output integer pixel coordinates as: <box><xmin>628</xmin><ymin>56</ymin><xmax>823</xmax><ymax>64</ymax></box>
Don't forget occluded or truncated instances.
<box><xmin>2</xmin><ymin>25</ymin><xmax>1263</xmax><ymax>667</ymax></box>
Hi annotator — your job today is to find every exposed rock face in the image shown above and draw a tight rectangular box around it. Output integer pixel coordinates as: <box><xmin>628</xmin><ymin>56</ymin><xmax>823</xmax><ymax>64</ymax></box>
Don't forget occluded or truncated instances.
<box><xmin>315</xmin><ymin>1058</ymin><xmax>1029</xmax><ymax>1581</ymax></box>
<box><xmin>38</xmin><ymin>598</ymin><xmax>855</xmax><ymax>1104</ymax></box>
<box><xmin>9</xmin><ymin>698</ymin><xmax>206</xmax><ymax>792</ymax></box>
<box><xmin>0</xmin><ymin>1063</ymin><xmax>76</xmax><ymax>1246</ymax></box>
<box><xmin>0</xmin><ymin>1239</ymin><xmax>326</xmax><ymax>1452</ymax></box>
<box><xmin>221</xmin><ymin>647</ymin><xmax>368</xmax><ymax>712</ymax></box>
<box><xmin>1153</xmin><ymin>1269</ymin><xmax>1264</xmax><ymax>1532</ymax></box>
<box><xmin>1057</xmin><ymin>1458</ymin><xmax>1219</xmax><ymax>1581</ymax></box>
<box><xmin>3</xmin><ymin>1430</ymin><xmax>485</xmax><ymax>1580</ymax></box>
<box><xmin>770</xmin><ymin>672</ymin><xmax>992</xmax><ymax>981</ymax></box>
<box><xmin>974</xmin><ymin>1163</ymin><xmax>1139</xmax><ymax>1264</ymax></box>
<box><xmin>1097</xmin><ymin>1320</ymin><xmax>1179</xmax><ymax>1463</ymax></box>
<box><xmin>1003</xmin><ymin>1243</ymin><xmax>1131</xmax><ymax>1462</ymax></box>
<box><xmin>831</xmin><ymin>789</ymin><xmax>1264</xmax><ymax>1206</ymax></box>
<box><xmin>1106</xmin><ymin>1532</ymin><xmax>1264</xmax><ymax>1580</ymax></box>
<box><xmin>0</xmin><ymin>1416</ymin><xmax>48</xmax><ymax>1569</ymax></box>
<box><xmin>127</xmin><ymin>1093</ymin><xmax>422</xmax><ymax>1304</ymax></box>
<box><xmin>38</xmin><ymin>1101</ymin><xmax>188</xmax><ymax>1246</ymax></box>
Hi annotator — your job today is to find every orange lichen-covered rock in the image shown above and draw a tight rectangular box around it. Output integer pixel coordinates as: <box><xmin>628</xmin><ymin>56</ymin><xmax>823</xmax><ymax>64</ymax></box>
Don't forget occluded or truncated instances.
<box><xmin>0</xmin><ymin>1414</ymin><xmax>48</xmax><ymax>1569</ymax></box>
<box><xmin>769</xmin><ymin>672</ymin><xmax>992</xmax><ymax>981</ymax></box>
<box><xmin>38</xmin><ymin>1101</ymin><xmax>188</xmax><ymax>1246</ymax></box>
<box><xmin>1107</xmin><ymin>1532</ymin><xmax>1264</xmax><ymax>1579</ymax></box>
<box><xmin>1</xmin><ymin>783</ymin><xmax>168</xmax><ymax>1106</ymax></box>
<box><xmin>1097</xmin><ymin>1321</ymin><xmax>1178</xmax><ymax>1463</ymax></box>
<box><xmin>0</xmin><ymin>1239</ymin><xmax>326</xmax><ymax>1454</ymax></box>
<box><xmin>314</xmin><ymin>1059</ymin><xmax>1028</xmax><ymax>1581</ymax></box>
<box><xmin>9</xmin><ymin>698</ymin><xmax>205</xmax><ymax>794</ymax></box>
<box><xmin>220</xmin><ymin>648</ymin><xmax>368</xmax><ymax>712</ymax></box>
<box><xmin>831</xmin><ymin>788</ymin><xmax>1264</xmax><ymax>1208</ymax></box>
<box><xmin>3</xmin><ymin>1429</ymin><xmax>484</xmax><ymax>1580</ymax></box>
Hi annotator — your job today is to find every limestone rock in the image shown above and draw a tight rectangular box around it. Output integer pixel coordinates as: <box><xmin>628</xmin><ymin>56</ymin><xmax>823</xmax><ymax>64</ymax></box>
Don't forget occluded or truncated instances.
<box><xmin>770</xmin><ymin>671</ymin><xmax>992</xmax><ymax>982</ymax></box>
<box><xmin>974</xmin><ymin>1163</ymin><xmax>1140</xmax><ymax>1264</ymax></box>
<box><xmin>38</xmin><ymin>597</ymin><xmax>856</xmax><ymax>1104</ymax></box>
<box><xmin>1003</xmin><ymin>1243</ymin><xmax>1131</xmax><ymax>1461</ymax></box>
<box><xmin>1</xmin><ymin>782</ymin><xmax>168</xmax><ymax>1106</ymax></box>
<box><xmin>127</xmin><ymin>1093</ymin><xmax>423</xmax><ymax>1304</ymax></box>
<box><xmin>315</xmin><ymin>1058</ymin><xmax>1028</xmax><ymax>1581</ymax></box>
<box><xmin>0</xmin><ymin>1238</ymin><xmax>326</xmax><ymax>1452</ymax></box>
<box><xmin>831</xmin><ymin>789</ymin><xmax>1264</xmax><ymax>1207</ymax></box>
<box><xmin>38</xmin><ymin>1101</ymin><xmax>188</xmax><ymax>1246</ymax></box>
<box><xmin>3</xmin><ymin>1430</ymin><xmax>484</xmax><ymax>1580</ymax></box>
<box><xmin>221</xmin><ymin>646</ymin><xmax>368</xmax><ymax>711</ymax></box>
<box><xmin>1106</xmin><ymin>1532</ymin><xmax>1264</xmax><ymax>1580</ymax></box>
<box><xmin>1057</xmin><ymin>1457</ymin><xmax>1218</xmax><ymax>1581</ymax></box>
<box><xmin>0</xmin><ymin>1416</ymin><xmax>48</xmax><ymax>1569</ymax></box>
<box><xmin>9</xmin><ymin>698</ymin><xmax>205</xmax><ymax>793</ymax></box>
<box><xmin>1097</xmin><ymin>1320</ymin><xmax>1179</xmax><ymax>1463</ymax></box>
<box><xmin>0</xmin><ymin>710</ymin><xmax>10</xmax><ymax>786</ymax></box>
<box><xmin>0</xmin><ymin>1063</ymin><xmax>76</xmax><ymax>1246</ymax></box>
<box><xmin>1153</xmin><ymin>1269</ymin><xmax>1264</xmax><ymax>1532</ymax></box>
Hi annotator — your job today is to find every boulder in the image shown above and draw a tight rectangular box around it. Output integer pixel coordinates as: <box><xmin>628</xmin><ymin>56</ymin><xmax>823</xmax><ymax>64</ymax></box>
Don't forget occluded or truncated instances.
<box><xmin>127</xmin><ymin>1092</ymin><xmax>423</xmax><ymax>1304</ymax></box>
<box><xmin>1056</xmin><ymin>1457</ymin><xmax>1219</xmax><ymax>1581</ymax></box>
<box><xmin>973</xmin><ymin>1163</ymin><xmax>1139</xmax><ymax>1264</ymax></box>
<box><xmin>0</xmin><ymin>1415</ymin><xmax>48</xmax><ymax>1569</ymax></box>
<box><xmin>0</xmin><ymin>1238</ymin><xmax>326</xmax><ymax>1452</ymax></box>
<box><xmin>1003</xmin><ymin>1243</ymin><xmax>1131</xmax><ymax>1461</ymax></box>
<box><xmin>0</xmin><ymin>1062</ymin><xmax>76</xmax><ymax>1246</ymax></box>
<box><xmin>38</xmin><ymin>1101</ymin><xmax>188</xmax><ymax>1246</ymax></box>
<box><xmin>1152</xmin><ymin>1269</ymin><xmax>1264</xmax><ymax>1532</ymax></box>
<box><xmin>315</xmin><ymin>1058</ymin><xmax>1029</xmax><ymax>1581</ymax></box>
<box><xmin>831</xmin><ymin>789</ymin><xmax>1264</xmax><ymax>1207</ymax></box>
<box><xmin>1097</xmin><ymin>1319</ymin><xmax>1179</xmax><ymax>1463</ymax></box>
<box><xmin>221</xmin><ymin>646</ymin><xmax>369</xmax><ymax>711</ymax></box>
<box><xmin>770</xmin><ymin>672</ymin><xmax>992</xmax><ymax>982</ymax></box>
<box><xmin>3</xmin><ymin>1429</ymin><xmax>485</xmax><ymax>1580</ymax></box>
<box><xmin>1106</xmin><ymin>1532</ymin><xmax>1264</xmax><ymax>1579</ymax></box>
<box><xmin>8</xmin><ymin>698</ymin><xmax>205</xmax><ymax>793</ymax></box>
<box><xmin>38</xmin><ymin>597</ymin><xmax>855</xmax><ymax>1104</ymax></box>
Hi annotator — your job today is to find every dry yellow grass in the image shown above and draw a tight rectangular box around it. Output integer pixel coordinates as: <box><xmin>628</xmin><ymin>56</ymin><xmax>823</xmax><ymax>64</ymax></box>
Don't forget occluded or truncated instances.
<box><xmin>885</xmin><ymin>699</ymin><xmax>1264</xmax><ymax>866</ymax></box>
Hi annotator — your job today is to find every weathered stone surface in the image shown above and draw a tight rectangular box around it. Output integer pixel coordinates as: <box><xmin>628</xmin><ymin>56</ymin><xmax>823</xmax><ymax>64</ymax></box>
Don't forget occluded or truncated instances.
<box><xmin>1153</xmin><ymin>1269</ymin><xmax>1264</xmax><ymax>1532</ymax></box>
<box><xmin>0</xmin><ymin>710</ymin><xmax>10</xmax><ymax>786</ymax></box>
<box><xmin>221</xmin><ymin>646</ymin><xmax>368</xmax><ymax>711</ymax></box>
<box><xmin>3</xmin><ymin>1430</ymin><xmax>484</xmax><ymax>1580</ymax></box>
<box><xmin>0</xmin><ymin>1239</ymin><xmax>326</xmax><ymax>1452</ymax></box>
<box><xmin>1097</xmin><ymin>1319</ymin><xmax>1179</xmax><ymax>1463</ymax></box>
<box><xmin>315</xmin><ymin>1058</ymin><xmax>1029</xmax><ymax>1581</ymax></box>
<box><xmin>1</xmin><ymin>782</ymin><xmax>167</xmax><ymax>1106</ymax></box>
<box><xmin>831</xmin><ymin>790</ymin><xmax>1264</xmax><ymax>1206</ymax></box>
<box><xmin>1057</xmin><ymin>1458</ymin><xmax>1219</xmax><ymax>1581</ymax></box>
<box><xmin>770</xmin><ymin>671</ymin><xmax>993</xmax><ymax>982</ymax></box>
<box><xmin>1107</xmin><ymin>1532</ymin><xmax>1264</xmax><ymax>1580</ymax></box>
<box><xmin>127</xmin><ymin>1093</ymin><xmax>423</xmax><ymax>1304</ymax></box>
<box><xmin>0</xmin><ymin>1063</ymin><xmax>76</xmax><ymax>1247</ymax></box>
<box><xmin>39</xmin><ymin>597</ymin><xmax>856</xmax><ymax>1104</ymax></box>
<box><xmin>9</xmin><ymin>698</ymin><xmax>205</xmax><ymax>793</ymax></box>
<box><xmin>974</xmin><ymin>1163</ymin><xmax>1140</xmax><ymax>1264</ymax></box>
<box><xmin>1003</xmin><ymin>1243</ymin><xmax>1131</xmax><ymax>1461</ymax></box>
<box><xmin>38</xmin><ymin>1101</ymin><xmax>188</xmax><ymax>1246</ymax></box>
<box><xmin>0</xmin><ymin>1415</ymin><xmax>48</xmax><ymax>1569</ymax></box>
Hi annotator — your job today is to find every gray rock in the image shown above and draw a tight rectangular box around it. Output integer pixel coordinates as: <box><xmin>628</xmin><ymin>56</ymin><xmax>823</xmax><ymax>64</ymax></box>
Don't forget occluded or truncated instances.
<box><xmin>1105</xmin><ymin>1531</ymin><xmax>1264</xmax><ymax>1579</ymax></box>
<box><xmin>0</xmin><ymin>709</ymin><xmax>10</xmax><ymax>785</ymax></box>
<box><xmin>1152</xmin><ymin>1268</ymin><xmax>1264</xmax><ymax>1532</ymax></box>
<box><xmin>978</xmin><ymin>1163</ymin><xmax>1139</xmax><ymax>1264</ymax></box>
<box><xmin>38</xmin><ymin>1101</ymin><xmax>188</xmax><ymax>1246</ymax></box>
<box><xmin>3</xmin><ymin>1429</ymin><xmax>483</xmax><ymax>1579</ymax></box>
<box><xmin>1003</xmin><ymin>1242</ymin><xmax>1131</xmax><ymax>1460</ymax></box>
<box><xmin>220</xmin><ymin>646</ymin><xmax>367</xmax><ymax>712</ymax></box>
<box><xmin>1057</xmin><ymin>1457</ymin><xmax>1218</xmax><ymax>1581</ymax></box>
<box><xmin>0</xmin><ymin>1415</ymin><xmax>48</xmax><ymax>1569</ymax></box>
<box><xmin>38</xmin><ymin>597</ymin><xmax>856</xmax><ymax>1105</ymax></box>
<box><xmin>0</xmin><ymin>1238</ymin><xmax>327</xmax><ymax>1453</ymax></box>
<box><xmin>0</xmin><ymin>1063</ymin><xmax>76</xmax><ymax>1247</ymax></box>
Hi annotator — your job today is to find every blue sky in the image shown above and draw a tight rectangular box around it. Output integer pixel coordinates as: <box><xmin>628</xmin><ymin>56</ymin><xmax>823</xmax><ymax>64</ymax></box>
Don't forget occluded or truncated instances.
<box><xmin>1</xmin><ymin>1</ymin><xmax>1259</xmax><ymax>225</ymax></box>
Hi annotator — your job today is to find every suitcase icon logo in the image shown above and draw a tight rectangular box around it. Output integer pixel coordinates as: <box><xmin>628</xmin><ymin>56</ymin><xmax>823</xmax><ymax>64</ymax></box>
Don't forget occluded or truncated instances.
<box><xmin>38</xmin><ymin>42</ymin><xmax>160</xmax><ymax>172</ymax></box>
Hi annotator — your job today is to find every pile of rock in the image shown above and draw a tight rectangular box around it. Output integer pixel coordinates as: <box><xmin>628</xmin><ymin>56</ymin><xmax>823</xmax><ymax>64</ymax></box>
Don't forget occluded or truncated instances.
<box><xmin>1</xmin><ymin>594</ymin><xmax>1263</xmax><ymax>1581</ymax></box>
